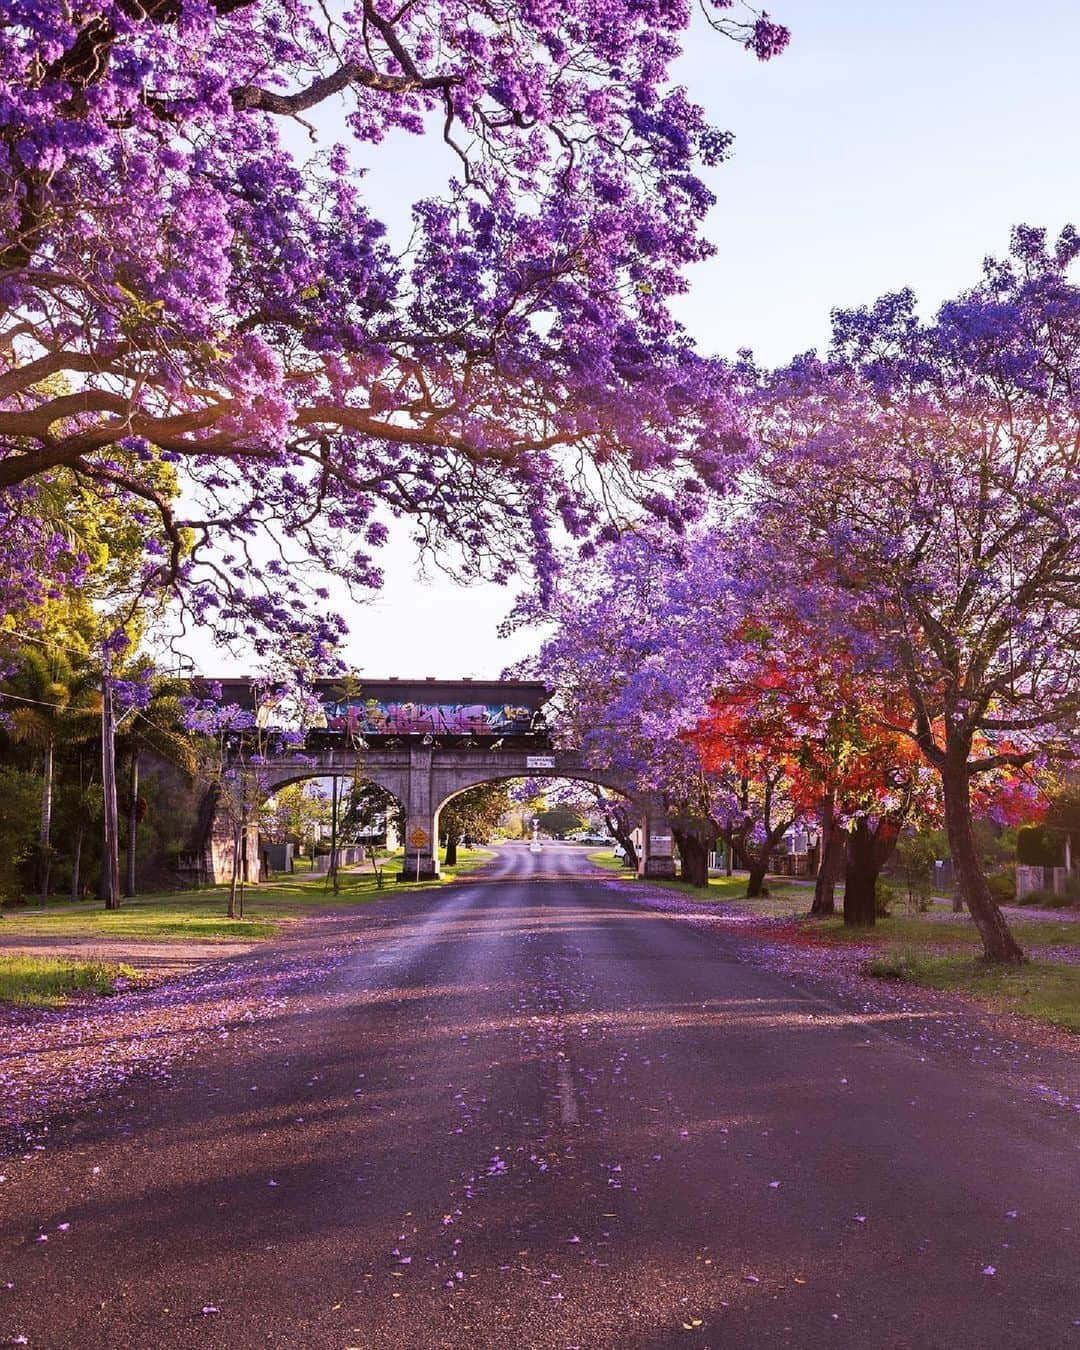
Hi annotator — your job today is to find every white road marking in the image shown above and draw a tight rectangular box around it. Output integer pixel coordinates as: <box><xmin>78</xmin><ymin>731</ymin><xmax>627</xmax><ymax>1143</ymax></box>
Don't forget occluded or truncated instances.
<box><xmin>557</xmin><ymin>1058</ymin><xmax>579</xmax><ymax>1125</ymax></box>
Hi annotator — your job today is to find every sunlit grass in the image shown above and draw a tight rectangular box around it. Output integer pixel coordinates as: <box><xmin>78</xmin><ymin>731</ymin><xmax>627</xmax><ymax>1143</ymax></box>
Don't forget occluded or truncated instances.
<box><xmin>862</xmin><ymin>950</ymin><xmax>1080</xmax><ymax>1033</ymax></box>
<box><xmin>0</xmin><ymin>847</ymin><xmax>495</xmax><ymax>943</ymax></box>
<box><xmin>0</xmin><ymin>955</ymin><xmax>139</xmax><ymax>1007</ymax></box>
<box><xmin>586</xmin><ymin>850</ymin><xmax>633</xmax><ymax>875</ymax></box>
<box><xmin>818</xmin><ymin>914</ymin><xmax>1080</xmax><ymax>948</ymax></box>
<box><xmin>591</xmin><ymin>855</ymin><xmax>809</xmax><ymax>912</ymax></box>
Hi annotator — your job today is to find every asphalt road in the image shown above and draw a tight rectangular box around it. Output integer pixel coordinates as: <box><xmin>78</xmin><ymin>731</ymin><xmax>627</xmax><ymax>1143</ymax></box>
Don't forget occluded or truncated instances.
<box><xmin>1</xmin><ymin>843</ymin><xmax>1077</xmax><ymax>1349</ymax></box>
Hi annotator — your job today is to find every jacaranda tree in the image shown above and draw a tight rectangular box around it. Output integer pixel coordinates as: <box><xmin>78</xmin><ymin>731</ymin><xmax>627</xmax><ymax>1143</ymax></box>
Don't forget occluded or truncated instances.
<box><xmin>1</xmin><ymin>0</ymin><xmax>786</xmax><ymax>650</ymax></box>
<box><xmin>750</xmin><ymin>226</ymin><xmax>1080</xmax><ymax>962</ymax></box>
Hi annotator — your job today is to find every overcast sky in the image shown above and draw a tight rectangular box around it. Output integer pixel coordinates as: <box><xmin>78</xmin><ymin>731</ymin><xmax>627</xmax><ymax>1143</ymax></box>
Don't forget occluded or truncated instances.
<box><xmin>174</xmin><ymin>0</ymin><xmax>1080</xmax><ymax>681</ymax></box>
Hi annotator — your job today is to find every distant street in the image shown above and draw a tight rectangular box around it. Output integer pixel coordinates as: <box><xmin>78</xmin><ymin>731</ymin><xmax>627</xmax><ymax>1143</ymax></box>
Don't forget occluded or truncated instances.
<box><xmin>1</xmin><ymin>843</ymin><xmax>1078</xmax><ymax>1349</ymax></box>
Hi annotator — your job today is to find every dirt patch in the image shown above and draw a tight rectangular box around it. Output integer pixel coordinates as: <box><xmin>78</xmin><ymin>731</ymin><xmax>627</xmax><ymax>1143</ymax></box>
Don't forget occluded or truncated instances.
<box><xmin>0</xmin><ymin>934</ymin><xmax>258</xmax><ymax>980</ymax></box>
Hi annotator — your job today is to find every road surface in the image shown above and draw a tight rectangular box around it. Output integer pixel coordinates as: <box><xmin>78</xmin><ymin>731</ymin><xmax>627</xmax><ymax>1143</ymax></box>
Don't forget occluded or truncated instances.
<box><xmin>1</xmin><ymin>843</ymin><xmax>1077</xmax><ymax>1348</ymax></box>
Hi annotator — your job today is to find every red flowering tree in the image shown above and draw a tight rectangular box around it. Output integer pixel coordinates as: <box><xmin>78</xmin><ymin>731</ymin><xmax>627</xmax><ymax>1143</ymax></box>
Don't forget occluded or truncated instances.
<box><xmin>750</xmin><ymin>227</ymin><xmax>1080</xmax><ymax>961</ymax></box>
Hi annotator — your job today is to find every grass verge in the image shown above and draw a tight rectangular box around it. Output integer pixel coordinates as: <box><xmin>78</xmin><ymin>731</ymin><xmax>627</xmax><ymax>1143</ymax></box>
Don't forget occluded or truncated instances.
<box><xmin>817</xmin><ymin>914</ymin><xmax>1080</xmax><ymax>949</ymax></box>
<box><xmin>0</xmin><ymin>847</ymin><xmax>496</xmax><ymax>946</ymax></box>
<box><xmin>585</xmin><ymin>854</ymin><xmax>810</xmax><ymax>911</ymax></box>
<box><xmin>0</xmin><ymin>955</ymin><xmax>139</xmax><ymax>1008</ymax></box>
<box><xmin>862</xmin><ymin>950</ymin><xmax>1080</xmax><ymax>1033</ymax></box>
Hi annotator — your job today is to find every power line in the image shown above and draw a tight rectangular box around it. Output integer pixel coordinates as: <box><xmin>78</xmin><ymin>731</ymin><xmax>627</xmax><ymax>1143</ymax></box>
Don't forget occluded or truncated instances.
<box><xmin>0</xmin><ymin>689</ymin><xmax>72</xmax><ymax>711</ymax></box>
<box><xmin>0</xmin><ymin>626</ymin><xmax>97</xmax><ymax>660</ymax></box>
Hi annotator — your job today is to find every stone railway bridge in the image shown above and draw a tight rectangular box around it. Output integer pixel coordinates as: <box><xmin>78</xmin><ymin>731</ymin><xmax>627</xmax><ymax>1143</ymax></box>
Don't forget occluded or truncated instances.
<box><xmin>191</xmin><ymin>677</ymin><xmax>675</xmax><ymax>883</ymax></box>
<box><xmin>202</xmin><ymin>745</ymin><xmax>676</xmax><ymax>882</ymax></box>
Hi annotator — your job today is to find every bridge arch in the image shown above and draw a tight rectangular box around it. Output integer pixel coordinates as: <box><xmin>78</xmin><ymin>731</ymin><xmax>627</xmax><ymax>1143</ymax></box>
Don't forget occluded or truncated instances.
<box><xmin>198</xmin><ymin>744</ymin><xmax>675</xmax><ymax>883</ymax></box>
<box><xmin>432</xmin><ymin>766</ymin><xmax>646</xmax><ymax>865</ymax></box>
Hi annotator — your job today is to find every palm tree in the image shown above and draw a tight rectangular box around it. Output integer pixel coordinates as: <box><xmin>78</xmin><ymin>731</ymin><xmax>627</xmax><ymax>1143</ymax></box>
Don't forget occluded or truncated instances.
<box><xmin>2</xmin><ymin>646</ymin><xmax>100</xmax><ymax>901</ymax></box>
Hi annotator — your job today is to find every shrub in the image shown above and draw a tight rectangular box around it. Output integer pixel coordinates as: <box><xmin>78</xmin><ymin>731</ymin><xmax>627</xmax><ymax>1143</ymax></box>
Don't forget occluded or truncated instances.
<box><xmin>896</xmin><ymin>833</ymin><xmax>935</xmax><ymax>912</ymax></box>
<box><xmin>1016</xmin><ymin>886</ymin><xmax>1071</xmax><ymax>909</ymax></box>
<box><xmin>863</xmin><ymin>952</ymin><xmax>916</xmax><ymax>980</ymax></box>
<box><xmin>986</xmin><ymin>867</ymin><xmax>1016</xmax><ymax>905</ymax></box>
<box><xmin>875</xmin><ymin>877</ymin><xmax>897</xmax><ymax>919</ymax></box>
<box><xmin>1016</xmin><ymin>824</ymin><xmax>1064</xmax><ymax>867</ymax></box>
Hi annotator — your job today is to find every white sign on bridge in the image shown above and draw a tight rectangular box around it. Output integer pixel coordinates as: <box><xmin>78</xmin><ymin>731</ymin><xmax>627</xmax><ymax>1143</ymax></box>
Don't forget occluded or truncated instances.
<box><xmin>526</xmin><ymin>755</ymin><xmax>557</xmax><ymax>769</ymax></box>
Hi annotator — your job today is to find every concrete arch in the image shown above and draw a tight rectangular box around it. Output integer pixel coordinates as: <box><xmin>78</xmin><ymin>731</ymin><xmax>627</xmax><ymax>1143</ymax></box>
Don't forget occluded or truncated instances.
<box><xmin>432</xmin><ymin>768</ymin><xmax>650</xmax><ymax>873</ymax></box>
<box><xmin>433</xmin><ymin>769</ymin><xmax>644</xmax><ymax>839</ymax></box>
<box><xmin>200</xmin><ymin>744</ymin><xmax>675</xmax><ymax>883</ymax></box>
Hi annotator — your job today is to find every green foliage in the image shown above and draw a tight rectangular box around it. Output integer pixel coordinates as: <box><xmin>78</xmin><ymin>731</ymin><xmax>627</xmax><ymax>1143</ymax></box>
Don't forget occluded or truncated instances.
<box><xmin>0</xmin><ymin>955</ymin><xmax>137</xmax><ymax>1007</ymax></box>
<box><xmin>341</xmin><ymin>779</ymin><xmax>406</xmax><ymax>841</ymax></box>
<box><xmin>1017</xmin><ymin>823</ymin><xmax>1064</xmax><ymax>867</ymax></box>
<box><xmin>266</xmin><ymin>781</ymin><xmax>332</xmax><ymax>844</ymax></box>
<box><xmin>875</xmin><ymin>876</ymin><xmax>896</xmax><ymax>918</ymax></box>
<box><xmin>1016</xmin><ymin>886</ymin><xmax>1075</xmax><ymax>910</ymax></box>
<box><xmin>440</xmin><ymin>781</ymin><xmax>512</xmax><ymax>844</ymax></box>
<box><xmin>0</xmin><ymin>766</ymin><xmax>40</xmax><ymax>901</ymax></box>
<box><xmin>895</xmin><ymin>832</ymin><xmax>936</xmax><ymax>912</ymax></box>
<box><xmin>862</xmin><ymin>951</ymin><xmax>918</xmax><ymax>980</ymax></box>
<box><xmin>986</xmin><ymin>867</ymin><xmax>1017</xmax><ymax>905</ymax></box>
<box><xmin>536</xmin><ymin>804</ymin><xmax>585</xmax><ymax>838</ymax></box>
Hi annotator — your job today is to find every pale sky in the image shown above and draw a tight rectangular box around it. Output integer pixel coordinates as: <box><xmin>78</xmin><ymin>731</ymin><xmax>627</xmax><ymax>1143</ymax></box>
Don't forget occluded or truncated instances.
<box><xmin>173</xmin><ymin>0</ymin><xmax>1080</xmax><ymax>682</ymax></box>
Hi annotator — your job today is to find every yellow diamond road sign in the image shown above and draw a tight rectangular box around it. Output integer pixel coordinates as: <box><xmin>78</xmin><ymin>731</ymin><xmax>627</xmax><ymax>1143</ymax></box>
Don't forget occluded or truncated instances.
<box><xmin>408</xmin><ymin>827</ymin><xmax>429</xmax><ymax>849</ymax></box>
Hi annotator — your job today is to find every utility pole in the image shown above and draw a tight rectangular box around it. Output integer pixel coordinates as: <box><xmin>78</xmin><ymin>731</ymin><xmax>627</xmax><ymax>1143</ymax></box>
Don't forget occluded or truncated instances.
<box><xmin>329</xmin><ymin>774</ymin><xmax>340</xmax><ymax>894</ymax></box>
<box><xmin>100</xmin><ymin>652</ymin><xmax>121</xmax><ymax>909</ymax></box>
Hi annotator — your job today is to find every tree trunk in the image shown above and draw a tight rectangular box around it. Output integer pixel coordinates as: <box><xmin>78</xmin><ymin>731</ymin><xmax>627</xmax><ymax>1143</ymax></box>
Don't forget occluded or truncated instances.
<box><xmin>600</xmin><ymin>803</ymin><xmax>638</xmax><ymax>870</ymax></box>
<box><xmin>674</xmin><ymin>829</ymin><xmax>710</xmax><ymax>888</ymax></box>
<box><xmin>444</xmin><ymin>832</ymin><xmax>460</xmax><ymax>866</ymax></box>
<box><xmin>842</xmin><ymin>815</ymin><xmax>904</xmax><ymax>927</ymax></box>
<box><xmin>39</xmin><ymin>735</ymin><xmax>54</xmax><ymax>902</ymax></box>
<box><xmin>842</xmin><ymin>862</ymin><xmax>877</xmax><ymax>926</ymax></box>
<box><xmin>745</xmin><ymin>861</ymin><xmax>769</xmax><ymax>897</ymax></box>
<box><xmin>238</xmin><ymin>826</ymin><xmax>247</xmax><ymax>917</ymax></box>
<box><xmin>227</xmin><ymin>827</ymin><xmax>241</xmax><ymax>919</ymax></box>
<box><xmin>70</xmin><ymin>824</ymin><xmax>84</xmax><ymax>903</ymax></box>
<box><xmin>124</xmin><ymin>751</ymin><xmax>140</xmax><ymax>898</ymax></box>
<box><xmin>842</xmin><ymin>817</ymin><xmax>884</xmax><ymax>927</ymax></box>
<box><xmin>943</xmin><ymin>757</ymin><xmax>1024</xmax><ymax>963</ymax></box>
<box><xmin>328</xmin><ymin>775</ymin><xmax>339</xmax><ymax>894</ymax></box>
<box><xmin>810</xmin><ymin>793</ymin><xmax>842</xmax><ymax>916</ymax></box>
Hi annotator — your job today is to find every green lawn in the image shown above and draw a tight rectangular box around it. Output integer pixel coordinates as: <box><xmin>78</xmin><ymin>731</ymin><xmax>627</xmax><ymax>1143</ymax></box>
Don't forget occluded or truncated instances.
<box><xmin>0</xmin><ymin>846</ymin><xmax>496</xmax><ymax>945</ymax></box>
<box><xmin>587</xmin><ymin>850</ymin><xmax>632</xmax><ymax>875</ymax></box>
<box><xmin>587</xmin><ymin>854</ymin><xmax>811</xmax><ymax>912</ymax></box>
<box><xmin>862</xmin><ymin>950</ymin><xmax>1080</xmax><ymax>1033</ymax></box>
<box><xmin>0</xmin><ymin>955</ymin><xmax>139</xmax><ymax>1008</ymax></box>
<box><xmin>816</xmin><ymin>913</ymin><xmax>1080</xmax><ymax>949</ymax></box>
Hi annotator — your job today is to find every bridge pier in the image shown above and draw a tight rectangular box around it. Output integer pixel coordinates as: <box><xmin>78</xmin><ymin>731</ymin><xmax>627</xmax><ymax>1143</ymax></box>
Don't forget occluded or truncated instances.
<box><xmin>399</xmin><ymin>746</ymin><xmax>440</xmax><ymax>881</ymax></box>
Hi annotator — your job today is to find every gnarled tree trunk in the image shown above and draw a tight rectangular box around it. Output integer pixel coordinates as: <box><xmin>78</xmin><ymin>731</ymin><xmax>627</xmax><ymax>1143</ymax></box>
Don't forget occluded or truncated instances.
<box><xmin>842</xmin><ymin>815</ymin><xmax>900</xmax><ymax>928</ymax></box>
<box><xmin>444</xmin><ymin>831</ymin><xmax>460</xmax><ymax>867</ymax></box>
<box><xmin>745</xmin><ymin>860</ymin><xmax>769</xmax><ymax>897</ymax></box>
<box><xmin>673</xmin><ymin>828</ymin><xmax>710</xmax><ymax>888</ymax></box>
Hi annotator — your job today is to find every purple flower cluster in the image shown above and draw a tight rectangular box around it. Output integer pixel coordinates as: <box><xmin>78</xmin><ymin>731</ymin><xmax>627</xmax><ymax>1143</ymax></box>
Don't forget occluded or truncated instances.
<box><xmin>0</xmin><ymin>0</ymin><xmax>786</xmax><ymax>643</ymax></box>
